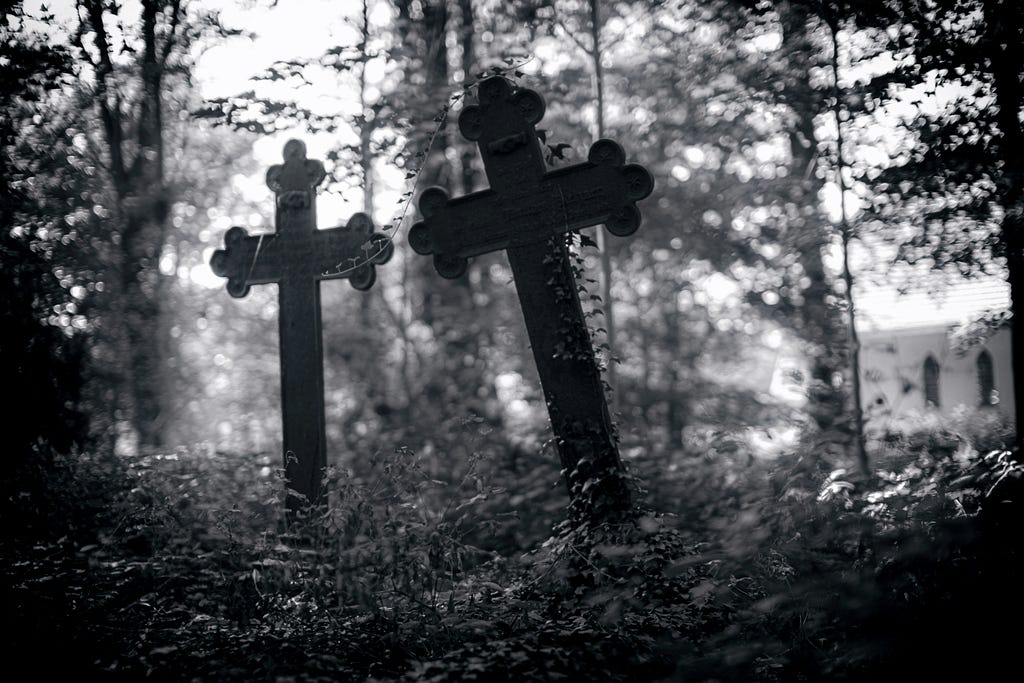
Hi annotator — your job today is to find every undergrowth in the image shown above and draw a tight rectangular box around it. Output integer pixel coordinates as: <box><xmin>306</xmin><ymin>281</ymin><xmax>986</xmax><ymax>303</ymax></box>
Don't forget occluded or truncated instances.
<box><xmin>2</xmin><ymin>426</ymin><xmax>1021</xmax><ymax>682</ymax></box>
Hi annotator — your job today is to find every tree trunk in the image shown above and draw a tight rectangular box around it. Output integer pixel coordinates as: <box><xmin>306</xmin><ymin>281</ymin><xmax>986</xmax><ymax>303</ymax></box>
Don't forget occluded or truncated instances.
<box><xmin>987</xmin><ymin>0</ymin><xmax>1024</xmax><ymax>450</ymax></box>
<box><xmin>777</xmin><ymin>1</ymin><xmax>848</xmax><ymax>434</ymax></box>
<box><xmin>87</xmin><ymin>0</ymin><xmax>177</xmax><ymax>450</ymax></box>
<box><xmin>589</xmin><ymin>0</ymin><xmax>618</xmax><ymax>411</ymax></box>
<box><xmin>827</xmin><ymin>9</ymin><xmax>869</xmax><ymax>473</ymax></box>
<box><xmin>126</xmin><ymin>0</ymin><xmax>171</xmax><ymax>448</ymax></box>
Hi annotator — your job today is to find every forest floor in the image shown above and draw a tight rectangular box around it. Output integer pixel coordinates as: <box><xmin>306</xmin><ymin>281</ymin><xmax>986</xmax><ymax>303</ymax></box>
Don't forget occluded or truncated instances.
<box><xmin>3</xmin><ymin>437</ymin><xmax>1023</xmax><ymax>682</ymax></box>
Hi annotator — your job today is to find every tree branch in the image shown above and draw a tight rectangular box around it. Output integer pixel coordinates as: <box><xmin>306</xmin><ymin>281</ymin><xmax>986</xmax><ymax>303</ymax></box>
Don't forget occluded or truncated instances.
<box><xmin>158</xmin><ymin>0</ymin><xmax>184</xmax><ymax>68</ymax></box>
<box><xmin>83</xmin><ymin>0</ymin><xmax>127</xmax><ymax>194</ymax></box>
<box><xmin>554</xmin><ymin>14</ymin><xmax>593</xmax><ymax>57</ymax></box>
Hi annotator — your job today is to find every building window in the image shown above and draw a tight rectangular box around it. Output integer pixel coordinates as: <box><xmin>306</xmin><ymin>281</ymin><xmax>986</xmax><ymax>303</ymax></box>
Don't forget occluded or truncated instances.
<box><xmin>923</xmin><ymin>355</ymin><xmax>941</xmax><ymax>408</ymax></box>
<box><xmin>977</xmin><ymin>350</ymin><xmax>996</xmax><ymax>406</ymax></box>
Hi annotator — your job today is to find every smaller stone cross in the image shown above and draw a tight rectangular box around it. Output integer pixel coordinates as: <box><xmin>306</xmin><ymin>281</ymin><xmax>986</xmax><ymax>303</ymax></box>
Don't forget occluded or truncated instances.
<box><xmin>409</xmin><ymin>77</ymin><xmax>654</xmax><ymax>521</ymax></box>
<box><xmin>210</xmin><ymin>139</ymin><xmax>392</xmax><ymax>513</ymax></box>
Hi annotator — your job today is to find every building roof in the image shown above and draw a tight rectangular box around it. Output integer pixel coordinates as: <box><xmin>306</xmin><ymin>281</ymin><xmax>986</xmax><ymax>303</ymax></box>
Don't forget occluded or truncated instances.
<box><xmin>853</xmin><ymin>271</ymin><xmax>1010</xmax><ymax>333</ymax></box>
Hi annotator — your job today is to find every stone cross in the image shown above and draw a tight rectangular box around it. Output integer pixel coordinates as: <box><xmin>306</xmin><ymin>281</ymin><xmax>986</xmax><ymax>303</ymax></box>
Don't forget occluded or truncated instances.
<box><xmin>210</xmin><ymin>139</ymin><xmax>393</xmax><ymax>514</ymax></box>
<box><xmin>409</xmin><ymin>77</ymin><xmax>654</xmax><ymax>520</ymax></box>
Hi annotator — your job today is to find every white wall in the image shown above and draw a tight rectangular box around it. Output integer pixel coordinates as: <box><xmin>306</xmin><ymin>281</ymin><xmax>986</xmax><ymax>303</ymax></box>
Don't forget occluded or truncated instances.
<box><xmin>858</xmin><ymin>325</ymin><xmax>1015</xmax><ymax>428</ymax></box>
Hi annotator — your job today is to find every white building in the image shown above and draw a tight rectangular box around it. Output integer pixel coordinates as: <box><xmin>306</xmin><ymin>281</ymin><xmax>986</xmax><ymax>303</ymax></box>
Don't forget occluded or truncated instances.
<box><xmin>855</xmin><ymin>275</ymin><xmax>1015</xmax><ymax>432</ymax></box>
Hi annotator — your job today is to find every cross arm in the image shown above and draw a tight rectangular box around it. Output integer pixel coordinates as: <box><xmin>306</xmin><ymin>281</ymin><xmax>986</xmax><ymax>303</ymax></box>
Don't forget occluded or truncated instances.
<box><xmin>209</xmin><ymin>213</ymin><xmax>394</xmax><ymax>297</ymax></box>
<box><xmin>313</xmin><ymin>213</ymin><xmax>394</xmax><ymax>291</ymax></box>
<box><xmin>209</xmin><ymin>226</ymin><xmax>281</xmax><ymax>298</ymax></box>
<box><xmin>408</xmin><ymin>139</ymin><xmax>653</xmax><ymax>279</ymax></box>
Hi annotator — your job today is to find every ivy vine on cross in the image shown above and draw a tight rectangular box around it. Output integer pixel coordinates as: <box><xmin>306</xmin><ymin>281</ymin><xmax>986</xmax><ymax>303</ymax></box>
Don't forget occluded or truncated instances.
<box><xmin>210</xmin><ymin>139</ymin><xmax>392</xmax><ymax>514</ymax></box>
<box><xmin>409</xmin><ymin>77</ymin><xmax>654</xmax><ymax>520</ymax></box>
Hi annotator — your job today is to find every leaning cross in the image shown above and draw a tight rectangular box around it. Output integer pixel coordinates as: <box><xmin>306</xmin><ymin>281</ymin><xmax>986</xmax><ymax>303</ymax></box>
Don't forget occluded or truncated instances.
<box><xmin>409</xmin><ymin>77</ymin><xmax>654</xmax><ymax>520</ymax></box>
<box><xmin>210</xmin><ymin>139</ymin><xmax>393</xmax><ymax>513</ymax></box>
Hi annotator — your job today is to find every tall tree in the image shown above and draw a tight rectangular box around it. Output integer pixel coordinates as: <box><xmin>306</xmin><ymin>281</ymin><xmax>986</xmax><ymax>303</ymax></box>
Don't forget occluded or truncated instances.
<box><xmin>624</xmin><ymin>1</ymin><xmax>856</xmax><ymax>445</ymax></box>
<box><xmin>766</xmin><ymin>0</ymin><xmax>851</xmax><ymax>438</ymax></box>
<box><xmin>823</xmin><ymin>5</ymin><xmax>868</xmax><ymax>472</ymax></box>
<box><xmin>51</xmin><ymin>0</ymin><xmax>248</xmax><ymax>451</ymax></box>
<box><xmin>70</xmin><ymin>0</ymin><xmax>184</xmax><ymax>449</ymax></box>
<box><xmin>858</xmin><ymin>0</ymin><xmax>1023</xmax><ymax>448</ymax></box>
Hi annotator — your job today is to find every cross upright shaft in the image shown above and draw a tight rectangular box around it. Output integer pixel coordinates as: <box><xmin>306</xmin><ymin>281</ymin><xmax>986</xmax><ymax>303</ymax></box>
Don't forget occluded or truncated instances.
<box><xmin>410</xmin><ymin>77</ymin><xmax>654</xmax><ymax>521</ymax></box>
<box><xmin>210</xmin><ymin>139</ymin><xmax>392</xmax><ymax>513</ymax></box>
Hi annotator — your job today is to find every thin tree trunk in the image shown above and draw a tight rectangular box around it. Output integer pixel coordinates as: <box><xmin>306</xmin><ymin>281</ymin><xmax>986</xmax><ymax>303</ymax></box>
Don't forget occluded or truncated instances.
<box><xmin>589</xmin><ymin>0</ymin><xmax>618</xmax><ymax>411</ymax></box>
<box><xmin>664</xmin><ymin>301</ymin><xmax>685</xmax><ymax>450</ymax></box>
<box><xmin>828</xmin><ymin>8</ymin><xmax>868</xmax><ymax>474</ymax></box>
<box><xmin>358</xmin><ymin>0</ymin><xmax>376</xmax><ymax>329</ymax></box>
<box><xmin>777</xmin><ymin>0</ymin><xmax>847</xmax><ymax>434</ymax></box>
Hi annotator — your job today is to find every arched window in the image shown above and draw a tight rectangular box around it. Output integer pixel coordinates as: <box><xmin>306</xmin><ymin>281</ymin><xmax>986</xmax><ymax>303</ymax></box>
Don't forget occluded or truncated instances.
<box><xmin>923</xmin><ymin>355</ymin><xmax>941</xmax><ymax>408</ymax></box>
<box><xmin>977</xmin><ymin>350</ymin><xmax>995</xmax><ymax>406</ymax></box>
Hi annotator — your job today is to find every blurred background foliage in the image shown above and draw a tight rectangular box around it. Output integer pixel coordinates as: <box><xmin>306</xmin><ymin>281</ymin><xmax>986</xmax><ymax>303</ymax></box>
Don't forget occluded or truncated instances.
<box><xmin>2</xmin><ymin>0</ymin><xmax>1022</xmax><ymax>680</ymax></box>
<box><xmin>4</xmin><ymin>0</ymin><xmax>1020</xmax><ymax>476</ymax></box>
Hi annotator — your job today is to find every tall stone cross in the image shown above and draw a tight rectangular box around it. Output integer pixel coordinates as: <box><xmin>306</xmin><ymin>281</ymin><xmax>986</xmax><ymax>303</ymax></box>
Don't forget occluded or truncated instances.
<box><xmin>409</xmin><ymin>77</ymin><xmax>654</xmax><ymax>521</ymax></box>
<box><xmin>210</xmin><ymin>139</ymin><xmax>393</xmax><ymax>513</ymax></box>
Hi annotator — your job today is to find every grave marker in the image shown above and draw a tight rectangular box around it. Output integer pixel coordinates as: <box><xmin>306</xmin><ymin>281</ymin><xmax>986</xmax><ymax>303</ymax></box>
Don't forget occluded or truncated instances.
<box><xmin>210</xmin><ymin>139</ymin><xmax>393</xmax><ymax>513</ymax></box>
<box><xmin>409</xmin><ymin>77</ymin><xmax>654</xmax><ymax>520</ymax></box>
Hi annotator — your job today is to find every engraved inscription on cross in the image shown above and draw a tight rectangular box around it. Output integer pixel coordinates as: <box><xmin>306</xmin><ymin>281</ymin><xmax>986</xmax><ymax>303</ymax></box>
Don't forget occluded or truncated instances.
<box><xmin>409</xmin><ymin>77</ymin><xmax>654</xmax><ymax>520</ymax></box>
<box><xmin>210</xmin><ymin>139</ymin><xmax>393</xmax><ymax>513</ymax></box>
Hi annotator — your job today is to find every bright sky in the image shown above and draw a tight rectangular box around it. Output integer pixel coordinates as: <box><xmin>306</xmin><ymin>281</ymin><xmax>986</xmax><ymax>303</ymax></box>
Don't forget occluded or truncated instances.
<box><xmin>23</xmin><ymin>0</ymin><xmax>403</xmax><ymax>232</ymax></box>
<box><xmin>196</xmin><ymin>0</ymin><xmax>355</xmax><ymax>97</ymax></box>
<box><xmin>194</xmin><ymin>0</ymin><xmax>404</xmax><ymax>231</ymax></box>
